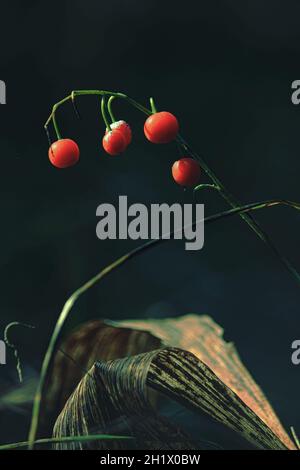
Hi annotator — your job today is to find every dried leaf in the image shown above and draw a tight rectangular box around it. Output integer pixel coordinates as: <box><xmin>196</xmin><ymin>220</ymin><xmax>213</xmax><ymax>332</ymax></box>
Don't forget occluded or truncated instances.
<box><xmin>112</xmin><ymin>314</ymin><xmax>293</xmax><ymax>449</ymax></box>
<box><xmin>53</xmin><ymin>350</ymin><xmax>198</xmax><ymax>450</ymax></box>
<box><xmin>39</xmin><ymin>320</ymin><xmax>161</xmax><ymax>436</ymax></box>
<box><xmin>52</xmin><ymin>347</ymin><xmax>293</xmax><ymax>449</ymax></box>
<box><xmin>43</xmin><ymin>314</ymin><xmax>295</xmax><ymax>450</ymax></box>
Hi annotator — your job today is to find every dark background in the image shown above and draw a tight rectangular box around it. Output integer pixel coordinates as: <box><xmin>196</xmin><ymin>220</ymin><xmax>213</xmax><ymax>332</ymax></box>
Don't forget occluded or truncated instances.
<box><xmin>0</xmin><ymin>0</ymin><xmax>299</xmax><ymax>449</ymax></box>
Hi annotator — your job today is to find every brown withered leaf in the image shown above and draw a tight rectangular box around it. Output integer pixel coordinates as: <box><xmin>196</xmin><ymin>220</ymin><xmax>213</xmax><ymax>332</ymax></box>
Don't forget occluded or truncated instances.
<box><xmin>53</xmin><ymin>350</ymin><xmax>198</xmax><ymax>450</ymax></box>
<box><xmin>42</xmin><ymin>315</ymin><xmax>295</xmax><ymax>449</ymax></box>
<box><xmin>111</xmin><ymin>314</ymin><xmax>293</xmax><ymax>449</ymax></box>
<box><xmin>39</xmin><ymin>320</ymin><xmax>162</xmax><ymax>437</ymax></box>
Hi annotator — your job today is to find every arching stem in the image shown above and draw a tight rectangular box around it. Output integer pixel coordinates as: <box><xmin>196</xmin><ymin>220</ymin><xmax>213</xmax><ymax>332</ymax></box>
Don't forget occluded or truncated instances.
<box><xmin>107</xmin><ymin>95</ymin><xmax>116</xmax><ymax>123</ymax></box>
<box><xmin>52</xmin><ymin>107</ymin><xmax>62</xmax><ymax>140</ymax></box>
<box><xmin>194</xmin><ymin>184</ymin><xmax>220</xmax><ymax>193</ymax></box>
<box><xmin>150</xmin><ymin>97</ymin><xmax>157</xmax><ymax>114</ymax></box>
<box><xmin>101</xmin><ymin>96</ymin><xmax>111</xmax><ymax>131</ymax></box>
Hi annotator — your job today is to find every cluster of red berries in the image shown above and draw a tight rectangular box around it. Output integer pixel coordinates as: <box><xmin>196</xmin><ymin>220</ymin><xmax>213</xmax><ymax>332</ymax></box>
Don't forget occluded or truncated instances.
<box><xmin>48</xmin><ymin>111</ymin><xmax>201</xmax><ymax>187</ymax></box>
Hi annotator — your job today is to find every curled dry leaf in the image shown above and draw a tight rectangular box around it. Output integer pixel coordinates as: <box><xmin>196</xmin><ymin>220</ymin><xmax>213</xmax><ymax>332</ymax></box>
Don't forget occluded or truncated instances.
<box><xmin>39</xmin><ymin>320</ymin><xmax>161</xmax><ymax>437</ymax></box>
<box><xmin>41</xmin><ymin>314</ymin><xmax>295</xmax><ymax>450</ymax></box>
<box><xmin>53</xmin><ymin>350</ymin><xmax>197</xmax><ymax>450</ymax></box>
<box><xmin>112</xmin><ymin>315</ymin><xmax>294</xmax><ymax>449</ymax></box>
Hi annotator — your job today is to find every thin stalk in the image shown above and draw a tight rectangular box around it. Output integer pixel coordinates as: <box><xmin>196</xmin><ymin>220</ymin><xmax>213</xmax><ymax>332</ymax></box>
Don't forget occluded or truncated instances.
<box><xmin>52</xmin><ymin>111</ymin><xmax>61</xmax><ymax>140</ymax></box>
<box><xmin>0</xmin><ymin>434</ymin><xmax>133</xmax><ymax>451</ymax></box>
<box><xmin>44</xmin><ymin>90</ymin><xmax>151</xmax><ymax>130</ymax></box>
<box><xmin>150</xmin><ymin>97</ymin><xmax>157</xmax><ymax>113</ymax></box>
<box><xmin>44</xmin><ymin>91</ymin><xmax>151</xmax><ymax>141</ymax></box>
<box><xmin>107</xmin><ymin>95</ymin><xmax>116</xmax><ymax>123</ymax></box>
<box><xmin>194</xmin><ymin>183</ymin><xmax>220</xmax><ymax>193</ymax></box>
<box><xmin>101</xmin><ymin>96</ymin><xmax>111</xmax><ymax>130</ymax></box>
<box><xmin>27</xmin><ymin>198</ymin><xmax>300</xmax><ymax>449</ymax></box>
<box><xmin>50</xmin><ymin>95</ymin><xmax>72</xmax><ymax>139</ymax></box>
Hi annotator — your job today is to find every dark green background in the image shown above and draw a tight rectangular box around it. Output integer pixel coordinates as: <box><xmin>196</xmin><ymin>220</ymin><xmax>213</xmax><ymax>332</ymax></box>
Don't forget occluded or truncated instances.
<box><xmin>0</xmin><ymin>0</ymin><xmax>299</xmax><ymax>449</ymax></box>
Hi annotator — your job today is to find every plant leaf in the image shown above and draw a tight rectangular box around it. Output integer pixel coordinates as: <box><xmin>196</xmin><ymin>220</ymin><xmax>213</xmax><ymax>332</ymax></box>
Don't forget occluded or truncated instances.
<box><xmin>112</xmin><ymin>314</ymin><xmax>293</xmax><ymax>449</ymax></box>
<box><xmin>43</xmin><ymin>314</ymin><xmax>295</xmax><ymax>450</ymax></box>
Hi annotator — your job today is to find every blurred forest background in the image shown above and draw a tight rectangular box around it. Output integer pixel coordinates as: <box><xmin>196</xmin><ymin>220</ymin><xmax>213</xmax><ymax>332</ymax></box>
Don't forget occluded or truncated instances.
<box><xmin>0</xmin><ymin>0</ymin><xmax>300</xmax><ymax>449</ymax></box>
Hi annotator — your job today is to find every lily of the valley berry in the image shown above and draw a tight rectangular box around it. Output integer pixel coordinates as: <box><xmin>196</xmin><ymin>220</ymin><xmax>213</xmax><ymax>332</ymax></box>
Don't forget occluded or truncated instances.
<box><xmin>46</xmin><ymin>91</ymin><xmax>201</xmax><ymax>188</ymax></box>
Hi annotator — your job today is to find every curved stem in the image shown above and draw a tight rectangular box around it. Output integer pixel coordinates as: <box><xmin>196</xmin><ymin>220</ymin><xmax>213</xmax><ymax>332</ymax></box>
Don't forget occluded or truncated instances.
<box><xmin>194</xmin><ymin>184</ymin><xmax>220</xmax><ymax>193</ymax></box>
<box><xmin>101</xmin><ymin>96</ymin><xmax>111</xmax><ymax>131</ymax></box>
<box><xmin>107</xmin><ymin>96</ymin><xmax>116</xmax><ymax>123</ymax></box>
<box><xmin>48</xmin><ymin>95</ymin><xmax>72</xmax><ymax>140</ymax></box>
<box><xmin>150</xmin><ymin>97</ymin><xmax>157</xmax><ymax>114</ymax></box>
<box><xmin>52</xmin><ymin>107</ymin><xmax>62</xmax><ymax>140</ymax></box>
<box><xmin>27</xmin><ymin>198</ymin><xmax>300</xmax><ymax>449</ymax></box>
<box><xmin>27</xmin><ymin>253</ymin><xmax>131</xmax><ymax>449</ymax></box>
<box><xmin>44</xmin><ymin>90</ymin><xmax>152</xmax><ymax>137</ymax></box>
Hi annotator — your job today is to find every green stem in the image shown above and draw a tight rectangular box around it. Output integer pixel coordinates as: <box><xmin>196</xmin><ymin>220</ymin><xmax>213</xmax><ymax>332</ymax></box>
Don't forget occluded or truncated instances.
<box><xmin>107</xmin><ymin>96</ymin><xmax>116</xmax><ymax>123</ymax></box>
<box><xmin>101</xmin><ymin>96</ymin><xmax>111</xmax><ymax>130</ymax></box>
<box><xmin>150</xmin><ymin>97</ymin><xmax>157</xmax><ymax>113</ymax></box>
<box><xmin>45</xmin><ymin>90</ymin><xmax>151</xmax><ymax>135</ymax></box>
<box><xmin>0</xmin><ymin>434</ymin><xmax>133</xmax><ymax>451</ymax></box>
<box><xmin>27</xmin><ymin>253</ymin><xmax>133</xmax><ymax>449</ymax></box>
<box><xmin>52</xmin><ymin>109</ymin><xmax>61</xmax><ymax>140</ymax></box>
<box><xmin>27</xmin><ymin>198</ymin><xmax>300</xmax><ymax>449</ymax></box>
<box><xmin>194</xmin><ymin>183</ymin><xmax>220</xmax><ymax>193</ymax></box>
<box><xmin>50</xmin><ymin>96</ymin><xmax>71</xmax><ymax>140</ymax></box>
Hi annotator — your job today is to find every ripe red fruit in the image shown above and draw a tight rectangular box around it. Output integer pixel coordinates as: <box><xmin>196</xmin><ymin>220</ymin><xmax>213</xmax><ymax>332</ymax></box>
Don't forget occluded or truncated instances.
<box><xmin>144</xmin><ymin>111</ymin><xmax>179</xmax><ymax>144</ymax></box>
<box><xmin>107</xmin><ymin>120</ymin><xmax>132</xmax><ymax>146</ymax></box>
<box><xmin>103</xmin><ymin>129</ymin><xmax>127</xmax><ymax>156</ymax></box>
<box><xmin>48</xmin><ymin>139</ymin><xmax>80</xmax><ymax>168</ymax></box>
<box><xmin>172</xmin><ymin>158</ymin><xmax>201</xmax><ymax>187</ymax></box>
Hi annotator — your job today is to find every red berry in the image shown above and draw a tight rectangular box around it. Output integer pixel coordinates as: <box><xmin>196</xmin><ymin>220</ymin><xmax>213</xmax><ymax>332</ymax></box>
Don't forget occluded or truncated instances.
<box><xmin>172</xmin><ymin>158</ymin><xmax>201</xmax><ymax>187</ymax></box>
<box><xmin>108</xmin><ymin>120</ymin><xmax>132</xmax><ymax>146</ymax></box>
<box><xmin>144</xmin><ymin>111</ymin><xmax>179</xmax><ymax>144</ymax></box>
<box><xmin>48</xmin><ymin>139</ymin><xmax>80</xmax><ymax>168</ymax></box>
<box><xmin>103</xmin><ymin>129</ymin><xmax>127</xmax><ymax>156</ymax></box>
